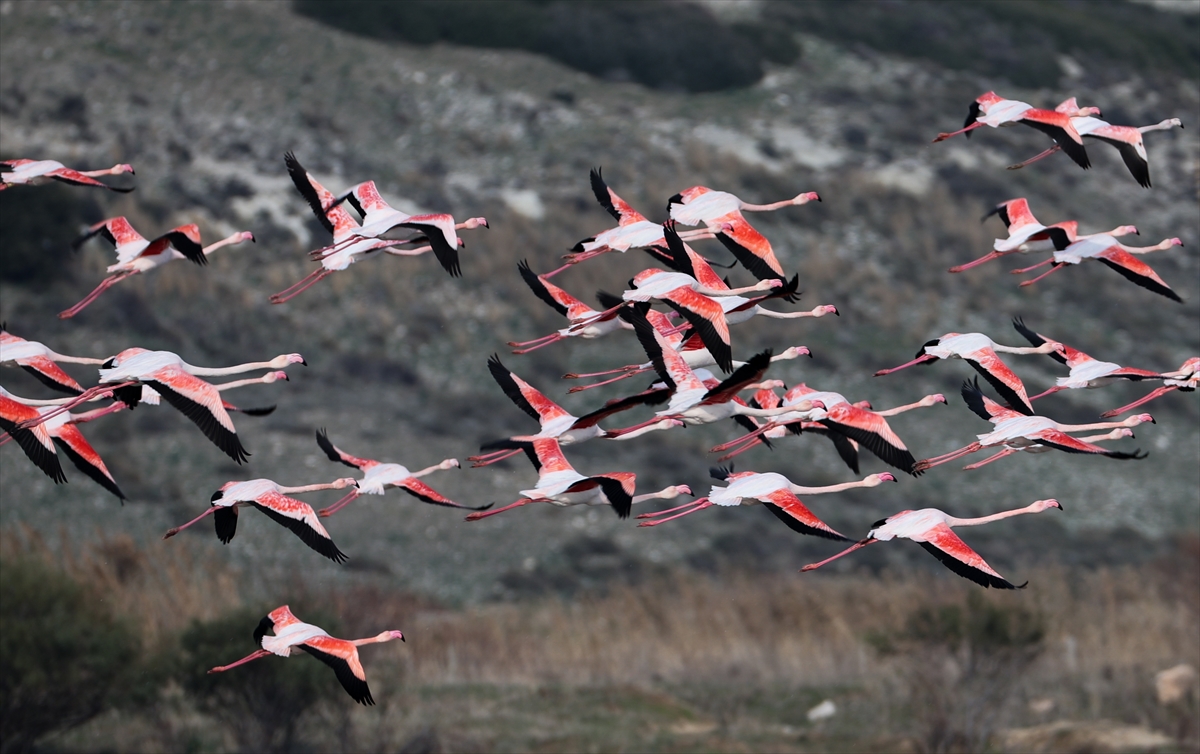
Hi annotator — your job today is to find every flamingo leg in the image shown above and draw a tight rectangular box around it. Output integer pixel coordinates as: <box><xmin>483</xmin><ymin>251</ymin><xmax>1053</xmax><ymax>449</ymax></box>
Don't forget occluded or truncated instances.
<box><xmin>163</xmin><ymin>506</ymin><xmax>219</xmax><ymax>539</ymax></box>
<box><xmin>208</xmin><ymin>649</ymin><xmax>272</xmax><ymax>673</ymax></box>
<box><xmin>1029</xmin><ymin>385</ymin><xmax>1064</xmax><ymax>401</ymax></box>
<box><xmin>961</xmin><ymin>448</ymin><xmax>1018</xmax><ymax>470</ymax></box>
<box><xmin>468</xmin><ymin>449</ymin><xmax>522</xmax><ymax>468</ymax></box>
<box><xmin>636</xmin><ymin>498</ymin><xmax>710</xmax><ymax>519</ymax></box>
<box><xmin>606</xmin><ymin>416</ymin><xmax>674</xmax><ymax>438</ymax></box>
<box><xmin>800</xmin><ymin>538</ymin><xmax>877</xmax><ymax>571</ymax></box>
<box><xmin>710</xmin><ymin>423</ymin><xmax>778</xmax><ymax>453</ymax></box>
<box><xmin>0</xmin><ymin>432</ymin><xmax>12</xmax><ymax>446</ymax></box>
<box><xmin>17</xmin><ymin>385</ymin><xmax>124</xmax><ymax>428</ymax></box>
<box><xmin>58</xmin><ymin>272</ymin><xmax>136</xmax><ymax>319</ymax></box>
<box><xmin>913</xmin><ymin>442</ymin><xmax>982</xmax><ymax>471</ymax></box>
<box><xmin>1007</xmin><ymin>144</ymin><xmax>1061</xmax><ymax>170</ymax></box>
<box><xmin>874</xmin><ymin>354</ymin><xmax>937</xmax><ymax>376</ymax></box>
<box><xmin>317</xmin><ymin>489</ymin><xmax>360</xmax><ymax>518</ymax></box>
<box><xmin>1100</xmin><ymin>386</ymin><xmax>1177</xmax><ymax>418</ymax></box>
<box><xmin>563</xmin><ymin>365</ymin><xmax>641</xmax><ymax>379</ymax></box>
<box><xmin>465</xmin><ymin>499</ymin><xmax>535</xmax><ymax>521</ymax></box>
<box><xmin>717</xmin><ymin>439</ymin><xmax>767</xmax><ymax>461</ymax></box>
<box><xmin>507</xmin><ymin>332</ymin><xmax>564</xmax><ymax>348</ymax></box>
<box><xmin>510</xmin><ymin>336</ymin><xmax>566</xmax><ymax>355</ymax></box>
<box><xmin>948</xmin><ymin>251</ymin><xmax>1008</xmax><ymax>273</ymax></box>
<box><xmin>269</xmin><ymin>268</ymin><xmax>334</xmax><ymax>303</ymax></box>
<box><xmin>933</xmin><ymin>122</ymin><xmax>985</xmax><ymax>142</ymax></box>
<box><xmin>566</xmin><ymin>371</ymin><xmax>640</xmax><ymax>393</ymax></box>
<box><xmin>637</xmin><ymin>500</ymin><xmax>713</xmax><ymax>527</ymax></box>
<box><xmin>1010</xmin><ymin>258</ymin><xmax>1055</xmax><ymax>274</ymax></box>
<box><xmin>1018</xmin><ymin>264</ymin><xmax>1065</xmax><ymax>288</ymax></box>
<box><xmin>560</xmin><ymin>247</ymin><xmax>613</xmax><ymax>266</ymax></box>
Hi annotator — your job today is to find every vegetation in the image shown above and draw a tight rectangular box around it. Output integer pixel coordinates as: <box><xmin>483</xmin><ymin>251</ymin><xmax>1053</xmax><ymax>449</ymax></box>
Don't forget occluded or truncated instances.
<box><xmin>0</xmin><ymin>182</ymin><xmax>99</xmax><ymax>286</ymax></box>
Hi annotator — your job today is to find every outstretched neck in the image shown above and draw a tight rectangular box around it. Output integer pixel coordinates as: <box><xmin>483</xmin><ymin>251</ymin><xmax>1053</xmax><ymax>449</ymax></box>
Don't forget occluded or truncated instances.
<box><xmin>277</xmin><ymin>479</ymin><xmax>354</xmax><ymax>494</ymax></box>
<box><xmin>351</xmin><ymin>630</ymin><xmax>404</xmax><ymax>646</ymax></box>
<box><xmin>1140</xmin><ymin>119</ymin><xmax>1181</xmax><ymax>133</ymax></box>
<box><xmin>203</xmin><ymin>232</ymin><xmax>254</xmax><ymax>256</ymax></box>
<box><xmin>946</xmin><ymin>503</ymin><xmax>1044</xmax><ymax>527</ymax></box>
<box><xmin>992</xmin><ymin>341</ymin><xmax>1057</xmax><ymax>355</ymax></box>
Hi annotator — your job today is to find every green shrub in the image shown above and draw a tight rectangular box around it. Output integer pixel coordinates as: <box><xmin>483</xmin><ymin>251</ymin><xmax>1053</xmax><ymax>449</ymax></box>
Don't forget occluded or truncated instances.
<box><xmin>0</xmin><ymin>555</ymin><xmax>140</xmax><ymax>754</ymax></box>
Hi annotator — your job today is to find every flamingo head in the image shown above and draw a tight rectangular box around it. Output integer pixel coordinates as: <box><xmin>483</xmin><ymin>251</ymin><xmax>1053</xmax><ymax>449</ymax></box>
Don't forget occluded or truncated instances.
<box><xmin>262</xmin><ymin>371</ymin><xmax>289</xmax><ymax>383</ymax></box>
<box><xmin>853</xmin><ymin>400</ymin><xmax>873</xmax><ymax>409</ymax></box>
<box><xmin>755</xmin><ymin>278</ymin><xmax>784</xmax><ymax>291</ymax></box>
<box><xmin>463</xmin><ymin>217</ymin><xmax>489</xmax><ymax>230</ymax></box>
<box><xmin>1031</xmin><ymin>499</ymin><xmax>1063</xmax><ymax>513</ymax></box>
<box><xmin>270</xmin><ymin>353</ymin><xmax>307</xmax><ymax>368</ymax></box>
<box><xmin>239</xmin><ymin>231</ymin><xmax>256</xmax><ymax>243</ymax></box>
<box><xmin>333</xmin><ymin>477</ymin><xmax>359</xmax><ymax>489</ymax></box>
<box><xmin>922</xmin><ymin>393</ymin><xmax>948</xmax><ymax>407</ymax></box>
<box><xmin>375</xmin><ymin>630</ymin><xmax>405</xmax><ymax>643</ymax></box>
<box><xmin>755</xmin><ymin>379</ymin><xmax>787</xmax><ymax>391</ymax></box>
<box><xmin>779</xmin><ymin>346</ymin><xmax>812</xmax><ymax>360</ymax></box>
<box><xmin>1168</xmin><ymin>237</ymin><xmax>1184</xmax><ymax>248</ymax></box>
<box><xmin>659</xmin><ymin>484</ymin><xmax>693</xmax><ymax>499</ymax></box>
<box><xmin>866</xmin><ymin>472</ymin><xmax>898</xmax><ymax>486</ymax></box>
<box><xmin>1076</xmin><ymin>106</ymin><xmax>1102</xmax><ymax>117</ymax></box>
<box><xmin>113</xmin><ymin>164</ymin><xmax>135</xmax><ymax>175</ymax></box>
<box><xmin>1127</xmin><ymin>413</ymin><xmax>1155</xmax><ymax>426</ymax></box>
<box><xmin>1113</xmin><ymin>225</ymin><xmax>1138</xmax><ymax>237</ymax></box>
<box><xmin>1109</xmin><ymin>428</ymin><xmax>1135</xmax><ymax>440</ymax></box>
<box><xmin>812</xmin><ymin>305</ymin><xmax>839</xmax><ymax>317</ymax></box>
<box><xmin>439</xmin><ymin>458</ymin><xmax>460</xmax><ymax>470</ymax></box>
<box><xmin>793</xmin><ymin>191</ymin><xmax>821</xmax><ymax>205</ymax></box>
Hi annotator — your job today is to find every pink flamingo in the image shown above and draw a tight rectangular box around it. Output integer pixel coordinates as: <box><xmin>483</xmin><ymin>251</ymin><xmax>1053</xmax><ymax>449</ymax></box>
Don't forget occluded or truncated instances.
<box><xmin>668</xmin><ymin>185</ymin><xmax>820</xmax><ymax>225</ymax></box>
<box><xmin>464</xmin><ymin>438</ymin><xmax>691</xmax><ymax>521</ymax></box>
<box><xmin>1012</xmin><ymin>234</ymin><xmax>1185</xmax><ymax>302</ymax></box>
<box><xmin>61</xmin><ymin>218</ymin><xmax>254</xmax><ymax>318</ymax></box>
<box><xmin>933</xmin><ymin>92</ymin><xmax>1091</xmax><ymax>169</ymax></box>
<box><xmin>313</xmin><ymin>429</ymin><xmax>489</xmax><ymax>517</ymax></box>
<box><xmin>1012</xmin><ymin>317</ymin><xmax>1166</xmax><ymax>400</ymax></box>
<box><xmin>1</xmin><ymin>158</ymin><xmax>134</xmax><ymax>191</ymax></box>
<box><xmin>7</xmin><ymin>400</ymin><xmax>127</xmax><ymax>499</ymax></box>
<box><xmin>1102</xmin><ymin>357</ymin><xmax>1199</xmax><ymax>418</ymax></box>
<box><xmin>0</xmin><ymin>387</ymin><xmax>68</xmax><ymax>483</ymax></box>
<box><xmin>208</xmin><ymin>605</ymin><xmax>403</xmax><ymax>705</ymax></box>
<box><xmin>164</xmin><ymin>477</ymin><xmax>357</xmax><ymax>561</ymax></box>
<box><xmin>637</xmin><ymin>465</ymin><xmax>894</xmax><ymax>531</ymax></box>
<box><xmin>801</xmin><ymin>499</ymin><xmax>1064</xmax><ymax>589</ymax></box>
<box><xmin>505</xmin><ymin>262</ymin><xmax>633</xmax><ymax>354</ymax></box>
<box><xmin>1</xmin><ymin>325</ymin><xmax>106</xmax><ymax>394</ymax></box>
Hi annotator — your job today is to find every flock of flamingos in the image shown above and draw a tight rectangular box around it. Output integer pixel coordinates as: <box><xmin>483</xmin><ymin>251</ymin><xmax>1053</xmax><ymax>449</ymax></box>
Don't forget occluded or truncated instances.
<box><xmin>1</xmin><ymin>89</ymin><xmax>1194</xmax><ymax>705</ymax></box>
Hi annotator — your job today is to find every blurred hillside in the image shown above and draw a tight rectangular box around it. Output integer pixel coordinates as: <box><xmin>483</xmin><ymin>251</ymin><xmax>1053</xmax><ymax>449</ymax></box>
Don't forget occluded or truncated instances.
<box><xmin>1</xmin><ymin>0</ymin><xmax>1198</xmax><ymax>606</ymax></box>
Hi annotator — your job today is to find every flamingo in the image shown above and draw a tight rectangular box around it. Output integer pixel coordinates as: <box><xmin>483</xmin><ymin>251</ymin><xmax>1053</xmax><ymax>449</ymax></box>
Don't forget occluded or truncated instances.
<box><xmin>163</xmin><ymin>477</ymin><xmax>357</xmax><ymax>561</ymax></box>
<box><xmin>933</xmin><ymin>92</ymin><xmax>1091</xmax><ymax>169</ymax></box>
<box><xmin>637</xmin><ymin>465</ymin><xmax>894</xmax><ymax>531</ymax></box>
<box><xmin>468</xmin><ymin>355</ymin><xmax>678</xmax><ymax>466</ymax></box>
<box><xmin>913</xmin><ymin>378</ymin><xmax>1151</xmax><ymax>472</ymax></box>
<box><xmin>1101</xmin><ymin>357</ymin><xmax>1199</xmax><ymax>418</ymax></box>
<box><xmin>207</xmin><ymin>605</ymin><xmax>403</xmax><ymax>705</ymax></box>
<box><xmin>9</xmin><ymin>401</ymin><xmax>127</xmax><ymax>499</ymax></box>
<box><xmin>0</xmin><ymin>158</ymin><xmax>134</xmax><ymax>191</ymax></box>
<box><xmin>312</xmin><ymin>429</ymin><xmax>489</xmax><ymax>517</ymax></box>
<box><xmin>60</xmin><ymin>218</ymin><xmax>255</xmax><ymax>318</ymax></box>
<box><xmin>505</xmin><ymin>262</ymin><xmax>633</xmax><ymax>353</ymax></box>
<box><xmin>1012</xmin><ymin>234</ymin><xmax>1185</xmax><ymax>302</ymax></box>
<box><xmin>875</xmin><ymin>331</ymin><xmax>1064</xmax><ymax>414</ymax></box>
<box><xmin>547</xmin><ymin>168</ymin><xmax>711</xmax><ymax>276</ymax></box>
<box><xmin>1007</xmin><ymin>115</ymin><xmax>1183</xmax><ymax>187</ymax></box>
<box><xmin>668</xmin><ymin>185</ymin><xmax>820</xmax><ymax>225</ymax></box>
<box><xmin>1</xmin><ymin>325</ymin><xmax>106</xmax><ymax>394</ymax></box>
<box><xmin>0</xmin><ymin>388</ymin><xmax>67</xmax><ymax>483</ymax></box>
<box><xmin>801</xmin><ymin>499</ymin><xmax>1064</xmax><ymax>589</ymax></box>
<box><xmin>1012</xmin><ymin>317</ymin><xmax>1166</xmax><ymax>400</ymax></box>
<box><xmin>464</xmin><ymin>438</ymin><xmax>691</xmax><ymax>521</ymax></box>
<box><xmin>949</xmin><ymin>198</ymin><xmax>1138</xmax><ymax>273</ymax></box>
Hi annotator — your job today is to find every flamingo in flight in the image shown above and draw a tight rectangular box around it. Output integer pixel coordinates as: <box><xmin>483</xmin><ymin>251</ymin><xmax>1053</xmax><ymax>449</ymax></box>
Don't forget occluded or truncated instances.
<box><xmin>1012</xmin><ymin>234</ymin><xmax>1185</xmax><ymax>302</ymax></box>
<box><xmin>164</xmin><ymin>477</ymin><xmax>357</xmax><ymax>561</ymax></box>
<box><xmin>950</xmin><ymin>198</ymin><xmax>1138</xmax><ymax>273</ymax></box>
<box><xmin>505</xmin><ymin>261</ymin><xmax>633</xmax><ymax>354</ymax></box>
<box><xmin>8</xmin><ymin>400</ymin><xmax>127</xmax><ymax>500</ymax></box>
<box><xmin>1102</xmin><ymin>357</ymin><xmax>1199</xmax><ymax>418</ymax></box>
<box><xmin>933</xmin><ymin>92</ymin><xmax>1091</xmax><ymax>169</ymax></box>
<box><xmin>703</xmin><ymin>384</ymin><xmax>859</xmax><ymax>466</ymax></box>
<box><xmin>207</xmin><ymin>605</ymin><xmax>403</xmax><ymax>705</ymax></box>
<box><xmin>0</xmin><ymin>387</ymin><xmax>69</xmax><ymax>484</ymax></box>
<box><xmin>468</xmin><ymin>355</ymin><xmax>679</xmax><ymax>467</ymax></box>
<box><xmin>464</xmin><ymin>437</ymin><xmax>691</xmax><ymax>521</ymax></box>
<box><xmin>1012</xmin><ymin>317</ymin><xmax>1166</xmax><ymax>400</ymax></box>
<box><xmin>875</xmin><ymin>330</ymin><xmax>1064</xmax><ymax>414</ymax></box>
<box><xmin>313</xmin><ymin>429</ymin><xmax>489</xmax><ymax>517</ymax></box>
<box><xmin>325</xmin><ymin>179</ymin><xmax>488</xmax><ymax>277</ymax></box>
<box><xmin>547</xmin><ymin>168</ymin><xmax>711</xmax><ymax>276</ymax></box>
<box><xmin>711</xmin><ymin>383</ymin><xmax>943</xmax><ymax>475</ymax></box>
<box><xmin>1</xmin><ymin>325</ymin><xmax>106</xmax><ymax>394</ymax></box>
<box><xmin>61</xmin><ymin>218</ymin><xmax>255</xmax><ymax>318</ymax></box>
<box><xmin>0</xmin><ymin>158</ymin><xmax>134</xmax><ymax>191</ymax></box>
<box><xmin>914</xmin><ymin>378</ymin><xmax>1151</xmax><ymax>472</ymax></box>
<box><xmin>1007</xmin><ymin>102</ymin><xmax>1183</xmax><ymax>187</ymax></box>
<box><xmin>801</xmin><ymin>499</ymin><xmax>1064</xmax><ymax>589</ymax></box>
<box><xmin>637</xmin><ymin>465</ymin><xmax>895</xmax><ymax>531</ymax></box>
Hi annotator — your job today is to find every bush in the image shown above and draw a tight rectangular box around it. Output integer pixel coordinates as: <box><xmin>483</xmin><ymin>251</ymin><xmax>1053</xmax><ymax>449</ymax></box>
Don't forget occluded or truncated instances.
<box><xmin>0</xmin><ymin>554</ymin><xmax>140</xmax><ymax>754</ymax></box>
<box><xmin>0</xmin><ymin>181</ymin><xmax>100</xmax><ymax>286</ymax></box>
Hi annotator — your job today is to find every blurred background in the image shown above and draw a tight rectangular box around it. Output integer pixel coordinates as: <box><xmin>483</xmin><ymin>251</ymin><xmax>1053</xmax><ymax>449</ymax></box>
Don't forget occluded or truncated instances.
<box><xmin>1</xmin><ymin>1</ymin><xmax>1197</xmax><ymax>751</ymax></box>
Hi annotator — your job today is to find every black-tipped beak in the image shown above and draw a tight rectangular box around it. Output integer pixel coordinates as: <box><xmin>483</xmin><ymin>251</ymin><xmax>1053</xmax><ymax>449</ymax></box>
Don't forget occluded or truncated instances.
<box><xmin>300</xmin><ymin>358</ymin><xmax>308</xmax><ymax>366</ymax></box>
<box><xmin>1057</xmin><ymin>502</ymin><xmax>1065</xmax><ymax>512</ymax></box>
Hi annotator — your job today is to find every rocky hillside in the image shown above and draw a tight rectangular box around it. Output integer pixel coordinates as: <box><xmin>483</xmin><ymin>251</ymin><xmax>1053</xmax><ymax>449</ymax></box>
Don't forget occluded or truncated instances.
<box><xmin>1</xmin><ymin>0</ymin><xmax>1197</xmax><ymax>603</ymax></box>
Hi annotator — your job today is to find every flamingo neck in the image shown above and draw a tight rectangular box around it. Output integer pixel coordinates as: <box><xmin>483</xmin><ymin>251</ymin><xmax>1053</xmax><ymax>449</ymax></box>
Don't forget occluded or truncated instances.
<box><xmin>945</xmin><ymin>503</ymin><xmax>1045</xmax><ymax>528</ymax></box>
<box><xmin>1140</xmin><ymin>119</ymin><xmax>1180</xmax><ymax>133</ymax></box>
<box><xmin>203</xmin><ymin>233</ymin><xmax>251</xmax><ymax>255</ymax></box>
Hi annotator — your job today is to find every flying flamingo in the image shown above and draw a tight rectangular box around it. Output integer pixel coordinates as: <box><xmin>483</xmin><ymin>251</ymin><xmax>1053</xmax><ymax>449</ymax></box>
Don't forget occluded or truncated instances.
<box><xmin>547</xmin><ymin>168</ymin><xmax>711</xmax><ymax>276</ymax></box>
<box><xmin>1102</xmin><ymin>357</ymin><xmax>1199</xmax><ymax>418</ymax></box>
<box><xmin>0</xmin><ymin>158</ymin><xmax>134</xmax><ymax>191</ymax></box>
<box><xmin>6</xmin><ymin>400</ymin><xmax>127</xmax><ymax>499</ymax></box>
<box><xmin>61</xmin><ymin>218</ymin><xmax>255</xmax><ymax>318</ymax></box>
<box><xmin>1007</xmin><ymin>114</ymin><xmax>1183</xmax><ymax>187</ymax></box>
<box><xmin>1</xmin><ymin>326</ymin><xmax>106</xmax><ymax>394</ymax></box>
<box><xmin>0</xmin><ymin>387</ymin><xmax>68</xmax><ymax>483</ymax></box>
<box><xmin>164</xmin><ymin>477</ymin><xmax>357</xmax><ymax>561</ymax></box>
<box><xmin>668</xmin><ymin>185</ymin><xmax>820</xmax><ymax>225</ymax></box>
<box><xmin>712</xmin><ymin>387</ymin><xmax>872</xmax><ymax>468</ymax></box>
<box><xmin>949</xmin><ymin>198</ymin><xmax>1138</xmax><ymax>273</ymax></box>
<box><xmin>207</xmin><ymin>605</ymin><xmax>403</xmax><ymax>705</ymax></box>
<box><xmin>932</xmin><ymin>92</ymin><xmax>1091</xmax><ymax>169</ymax></box>
<box><xmin>1012</xmin><ymin>234</ymin><xmax>1185</xmax><ymax>302</ymax></box>
<box><xmin>505</xmin><ymin>262</ymin><xmax>633</xmax><ymax>354</ymax></box>
<box><xmin>913</xmin><ymin>378</ymin><xmax>1151</xmax><ymax>472</ymax></box>
<box><xmin>875</xmin><ymin>331</ymin><xmax>1063</xmax><ymax>414</ymax></box>
<box><xmin>637</xmin><ymin>465</ymin><xmax>895</xmax><ymax>531</ymax></box>
<box><xmin>1012</xmin><ymin>317</ymin><xmax>1166</xmax><ymax>400</ymax></box>
<box><xmin>468</xmin><ymin>355</ymin><xmax>679</xmax><ymax>466</ymax></box>
<box><xmin>312</xmin><ymin>429</ymin><xmax>489</xmax><ymax>517</ymax></box>
<box><xmin>464</xmin><ymin>437</ymin><xmax>691</xmax><ymax>521</ymax></box>
<box><xmin>801</xmin><ymin>499</ymin><xmax>1064</xmax><ymax>589</ymax></box>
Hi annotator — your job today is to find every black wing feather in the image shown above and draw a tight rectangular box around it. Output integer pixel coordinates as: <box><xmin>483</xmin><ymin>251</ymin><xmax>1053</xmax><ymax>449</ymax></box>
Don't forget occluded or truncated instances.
<box><xmin>316</xmin><ymin>428</ymin><xmax>360</xmax><ymax>469</ymax></box>
<box><xmin>143</xmin><ymin>379</ymin><xmax>249</xmax><ymax>464</ymax></box>
<box><xmin>762</xmin><ymin>503</ymin><xmax>850</xmax><ymax>541</ymax></box>
<box><xmin>1020</xmin><ymin>121</ymin><xmax>1091</xmax><ymax>169</ymax></box>
<box><xmin>819</xmin><ymin>418</ymin><xmax>918</xmax><ymax>476</ymax></box>
<box><xmin>619</xmin><ymin>303</ymin><xmax>674</xmax><ymax>389</ymax></box>
<box><xmin>398</xmin><ymin>221</ymin><xmax>460</xmax><ymax>277</ymax></box>
<box><xmin>518</xmin><ymin>259</ymin><xmax>568</xmax><ymax>316</ymax></box>
<box><xmin>298</xmin><ymin>644</ymin><xmax>374</xmax><ymax>705</ymax></box>
<box><xmin>20</xmin><ymin>365</ymin><xmax>83</xmax><ymax>395</ymax></box>
<box><xmin>214</xmin><ymin>506</ymin><xmax>238</xmax><ymax>544</ymax></box>
<box><xmin>52</xmin><ymin>437</ymin><xmax>125</xmax><ymax>500</ymax></box>
<box><xmin>159</xmin><ymin>230</ymin><xmax>206</xmax><ymax>266</ymax></box>
<box><xmin>960</xmin><ymin>378</ymin><xmax>994</xmax><ymax>422</ymax></box>
<box><xmin>663</xmin><ymin>299</ymin><xmax>732</xmax><ymax>373</ymax></box>
<box><xmin>1012</xmin><ymin>317</ymin><xmax>1067</xmax><ymax>365</ymax></box>
<box><xmin>487</xmin><ymin>355</ymin><xmax>540</xmax><ymax>422</ymax></box>
<box><xmin>1096</xmin><ymin>259</ymin><xmax>1182</xmax><ymax>303</ymax></box>
<box><xmin>594</xmin><ymin>476</ymin><xmax>633</xmax><ymax>519</ymax></box>
<box><xmin>1088</xmin><ymin>135</ymin><xmax>1152</xmax><ymax>188</ymax></box>
<box><xmin>252</xmin><ymin>502</ymin><xmax>348</xmax><ymax>563</ymax></box>
<box><xmin>918</xmin><ymin>541</ymin><xmax>1022</xmax><ymax>589</ymax></box>
<box><xmin>965</xmin><ymin>361</ymin><xmax>1034</xmax><ymax>416</ymax></box>
<box><xmin>284</xmin><ymin>152</ymin><xmax>334</xmax><ymax>235</ymax></box>
<box><xmin>0</xmin><ymin>418</ymin><xmax>66</xmax><ymax>483</ymax></box>
<box><xmin>590</xmin><ymin>167</ymin><xmax>620</xmax><ymax>221</ymax></box>
<box><xmin>714</xmin><ymin>232</ymin><xmax>784</xmax><ymax>284</ymax></box>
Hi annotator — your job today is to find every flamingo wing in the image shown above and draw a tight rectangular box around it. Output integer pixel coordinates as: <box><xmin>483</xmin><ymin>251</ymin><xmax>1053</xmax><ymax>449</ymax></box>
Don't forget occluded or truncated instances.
<box><xmin>1018</xmin><ymin>110</ymin><xmax>1090</xmax><ymax>169</ymax></box>
<box><xmin>590</xmin><ymin>167</ymin><xmax>644</xmax><ymax>225</ymax></box>
<box><xmin>487</xmin><ymin>355</ymin><xmax>569</xmax><ymax>425</ymax></box>
<box><xmin>618</xmin><ymin>303</ymin><xmax>675</xmax><ymax>388</ymax></box>
<box><xmin>760</xmin><ymin>489</ymin><xmax>848</xmax><ymax>541</ymax></box>
<box><xmin>156</xmin><ymin>228</ymin><xmax>206</xmax><ymax>266</ymax></box>
<box><xmin>820</xmin><ymin>404</ymin><xmax>918</xmax><ymax>475</ymax></box>
<box><xmin>315</xmin><ymin>429</ymin><xmax>372</xmax><ymax>470</ymax></box>
<box><xmin>0</xmin><ymin>410</ymin><xmax>66</xmax><ymax>484</ymax></box>
<box><xmin>396</xmin><ymin>478</ymin><xmax>491</xmax><ymax>511</ymax></box>
<box><xmin>532</xmin><ymin>438</ymin><xmax>575</xmax><ymax>476</ymax></box>
<box><xmin>476</xmin><ymin>439</ymin><xmax>540</xmax><ymax>470</ymax></box>
<box><xmin>285</xmin><ymin>151</ymin><xmax>335</xmax><ymax>235</ymax></box>
<box><xmin>143</xmin><ymin>368</ymin><xmax>249</xmax><ymax>464</ymax></box>
<box><xmin>701</xmin><ymin>350</ymin><xmax>772</xmax><ymax>406</ymax></box>
<box><xmin>1011</xmin><ymin>317</ymin><xmax>1069</xmax><ymax>366</ymax></box>
<box><xmin>518</xmin><ymin>259</ymin><xmax>571</xmax><ymax>316</ymax></box>
<box><xmin>965</xmin><ymin>348</ymin><xmax>1034</xmax><ymax>414</ymax></box>
<box><xmin>1095</xmin><ymin>248</ymin><xmax>1181</xmax><ymax>303</ymax></box>
<box><xmin>19</xmin><ymin>355</ymin><xmax>85</xmax><ymax>394</ymax></box>
<box><xmin>573</xmin><ymin>390</ymin><xmax>665</xmax><ymax>429</ymax></box>
<box><xmin>714</xmin><ymin>217</ymin><xmax>786</xmax><ymax>282</ymax></box>
<box><xmin>920</xmin><ymin>523</ymin><xmax>1023</xmax><ymax>589</ymax></box>
<box><xmin>253</xmin><ymin>491</ymin><xmax>347</xmax><ymax>563</ymax></box>
<box><xmin>257</xmin><ymin>605</ymin><xmax>304</xmax><ymax>644</ymax></box>
<box><xmin>50</xmin><ymin>167</ymin><xmax>135</xmax><ymax>192</ymax></box>
<box><xmin>398</xmin><ymin>216</ymin><xmax>460</xmax><ymax>277</ymax></box>
<box><xmin>1087</xmin><ymin>134</ymin><xmax>1151</xmax><ymax>188</ymax></box>
<box><xmin>589</xmin><ymin>475</ymin><xmax>634</xmax><ymax>519</ymax></box>
<box><xmin>1029</xmin><ymin>429</ymin><xmax>1147</xmax><ymax>459</ymax></box>
<box><xmin>961</xmin><ymin>377</ymin><xmax>1022</xmax><ymax>423</ymax></box>
<box><xmin>660</xmin><ymin>287</ymin><xmax>732</xmax><ymax>373</ymax></box>
<box><xmin>299</xmin><ymin>636</ymin><xmax>374</xmax><ymax>705</ymax></box>
<box><xmin>214</xmin><ymin>506</ymin><xmax>239</xmax><ymax>544</ymax></box>
<box><xmin>51</xmin><ymin>425</ymin><xmax>124</xmax><ymax>500</ymax></box>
